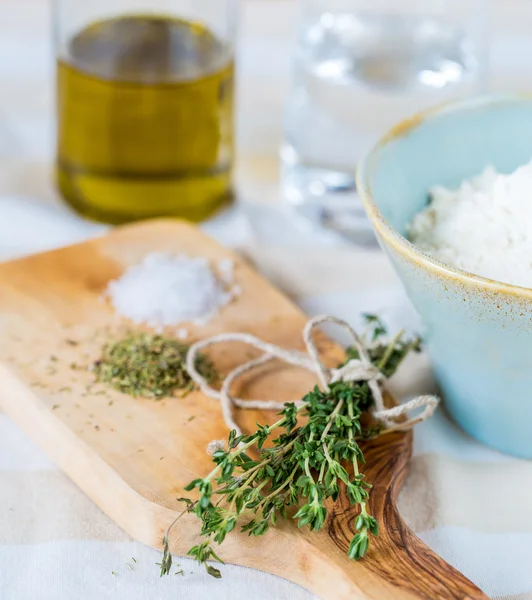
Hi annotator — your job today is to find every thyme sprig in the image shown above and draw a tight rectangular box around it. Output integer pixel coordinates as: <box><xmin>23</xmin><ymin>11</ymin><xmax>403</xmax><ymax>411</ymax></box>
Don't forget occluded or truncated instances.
<box><xmin>161</xmin><ymin>316</ymin><xmax>420</xmax><ymax>577</ymax></box>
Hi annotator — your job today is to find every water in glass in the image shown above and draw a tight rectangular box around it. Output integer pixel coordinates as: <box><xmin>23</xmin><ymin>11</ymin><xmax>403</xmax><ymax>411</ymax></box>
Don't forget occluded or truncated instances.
<box><xmin>281</xmin><ymin>11</ymin><xmax>481</xmax><ymax>241</ymax></box>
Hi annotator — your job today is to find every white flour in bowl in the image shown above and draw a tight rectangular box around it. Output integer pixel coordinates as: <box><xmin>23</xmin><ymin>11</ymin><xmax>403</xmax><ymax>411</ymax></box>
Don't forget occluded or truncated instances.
<box><xmin>408</xmin><ymin>161</ymin><xmax>532</xmax><ymax>288</ymax></box>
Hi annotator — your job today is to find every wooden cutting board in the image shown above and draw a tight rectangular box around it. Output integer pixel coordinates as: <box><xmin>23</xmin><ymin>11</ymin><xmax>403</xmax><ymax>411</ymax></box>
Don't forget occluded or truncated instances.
<box><xmin>0</xmin><ymin>219</ymin><xmax>486</xmax><ymax>600</ymax></box>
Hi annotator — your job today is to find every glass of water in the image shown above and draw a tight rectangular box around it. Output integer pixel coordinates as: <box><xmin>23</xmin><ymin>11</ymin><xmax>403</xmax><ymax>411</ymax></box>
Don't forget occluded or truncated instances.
<box><xmin>281</xmin><ymin>0</ymin><xmax>488</xmax><ymax>243</ymax></box>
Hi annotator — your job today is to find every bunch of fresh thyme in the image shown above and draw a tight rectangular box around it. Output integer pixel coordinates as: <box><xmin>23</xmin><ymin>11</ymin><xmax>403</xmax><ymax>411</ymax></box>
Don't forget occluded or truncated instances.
<box><xmin>94</xmin><ymin>332</ymin><xmax>217</xmax><ymax>399</ymax></box>
<box><xmin>161</xmin><ymin>316</ymin><xmax>420</xmax><ymax>577</ymax></box>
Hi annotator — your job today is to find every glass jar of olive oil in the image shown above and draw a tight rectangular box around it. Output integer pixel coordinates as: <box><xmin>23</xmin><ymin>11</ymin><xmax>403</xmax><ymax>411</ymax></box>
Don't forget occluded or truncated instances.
<box><xmin>54</xmin><ymin>1</ymin><xmax>236</xmax><ymax>223</ymax></box>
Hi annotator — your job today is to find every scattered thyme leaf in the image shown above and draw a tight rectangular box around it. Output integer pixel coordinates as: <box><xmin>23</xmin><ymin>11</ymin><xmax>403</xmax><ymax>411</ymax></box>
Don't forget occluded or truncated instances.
<box><xmin>93</xmin><ymin>333</ymin><xmax>217</xmax><ymax>399</ymax></box>
<box><xmin>206</xmin><ymin>565</ymin><xmax>222</xmax><ymax>579</ymax></box>
<box><xmin>159</xmin><ymin>535</ymin><xmax>173</xmax><ymax>576</ymax></box>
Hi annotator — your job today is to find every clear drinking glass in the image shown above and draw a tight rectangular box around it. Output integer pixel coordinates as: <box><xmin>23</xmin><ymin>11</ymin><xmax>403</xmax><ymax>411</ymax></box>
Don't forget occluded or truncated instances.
<box><xmin>53</xmin><ymin>0</ymin><xmax>236</xmax><ymax>224</ymax></box>
<box><xmin>281</xmin><ymin>0</ymin><xmax>488</xmax><ymax>243</ymax></box>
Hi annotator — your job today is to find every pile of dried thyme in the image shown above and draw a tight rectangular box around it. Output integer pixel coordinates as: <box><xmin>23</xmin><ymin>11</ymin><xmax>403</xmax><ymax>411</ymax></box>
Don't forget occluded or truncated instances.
<box><xmin>93</xmin><ymin>332</ymin><xmax>216</xmax><ymax>399</ymax></box>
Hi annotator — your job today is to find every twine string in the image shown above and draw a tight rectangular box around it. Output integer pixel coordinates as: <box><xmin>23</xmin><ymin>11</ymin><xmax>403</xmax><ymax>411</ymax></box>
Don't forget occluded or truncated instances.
<box><xmin>186</xmin><ymin>315</ymin><xmax>439</xmax><ymax>436</ymax></box>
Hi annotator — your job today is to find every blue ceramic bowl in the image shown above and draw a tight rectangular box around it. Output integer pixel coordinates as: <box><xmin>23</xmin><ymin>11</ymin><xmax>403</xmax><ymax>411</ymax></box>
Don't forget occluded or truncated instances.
<box><xmin>357</xmin><ymin>95</ymin><xmax>532</xmax><ymax>458</ymax></box>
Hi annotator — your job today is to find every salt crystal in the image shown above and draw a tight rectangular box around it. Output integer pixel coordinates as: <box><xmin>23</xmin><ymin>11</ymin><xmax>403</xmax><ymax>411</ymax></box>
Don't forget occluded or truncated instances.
<box><xmin>107</xmin><ymin>253</ymin><xmax>235</xmax><ymax>327</ymax></box>
<box><xmin>218</xmin><ymin>258</ymin><xmax>234</xmax><ymax>284</ymax></box>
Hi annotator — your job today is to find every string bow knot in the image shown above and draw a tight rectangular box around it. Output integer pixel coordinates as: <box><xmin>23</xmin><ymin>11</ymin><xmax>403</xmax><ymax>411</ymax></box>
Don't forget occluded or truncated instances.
<box><xmin>329</xmin><ymin>359</ymin><xmax>383</xmax><ymax>385</ymax></box>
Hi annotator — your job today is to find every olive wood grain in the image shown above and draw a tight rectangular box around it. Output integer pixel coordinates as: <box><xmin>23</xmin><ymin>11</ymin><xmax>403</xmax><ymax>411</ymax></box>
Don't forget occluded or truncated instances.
<box><xmin>0</xmin><ymin>220</ymin><xmax>488</xmax><ymax>600</ymax></box>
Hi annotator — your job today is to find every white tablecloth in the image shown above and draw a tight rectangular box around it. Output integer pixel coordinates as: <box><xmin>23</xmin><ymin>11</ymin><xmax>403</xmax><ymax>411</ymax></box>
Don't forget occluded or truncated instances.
<box><xmin>2</xmin><ymin>2</ymin><xmax>532</xmax><ymax>599</ymax></box>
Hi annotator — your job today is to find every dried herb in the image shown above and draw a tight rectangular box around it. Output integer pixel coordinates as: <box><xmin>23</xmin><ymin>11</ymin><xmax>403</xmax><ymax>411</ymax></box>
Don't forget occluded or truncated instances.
<box><xmin>161</xmin><ymin>316</ymin><xmax>421</xmax><ymax>577</ymax></box>
<box><xmin>94</xmin><ymin>333</ymin><xmax>217</xmax><ymax>399</ymax></box>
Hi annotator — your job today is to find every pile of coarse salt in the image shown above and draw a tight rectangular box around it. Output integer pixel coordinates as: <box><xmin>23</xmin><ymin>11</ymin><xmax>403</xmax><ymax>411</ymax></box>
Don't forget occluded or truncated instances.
<box><xmin>107</xmin><ymin>253</ymin><xmax>238</xmax><ymax>330</ymax></box>
<box><xmin>408</xmin><ymin>161</ymin><xmax>532</xmax><ymax>289</ymax></box>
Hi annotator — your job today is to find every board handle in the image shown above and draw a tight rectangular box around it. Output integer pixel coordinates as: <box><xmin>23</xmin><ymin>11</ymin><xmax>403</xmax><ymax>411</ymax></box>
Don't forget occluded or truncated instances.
<box><xmin>318</xmin><ymin>430</ymin><xmax>490</xmax><ymax>600</ymax></box>
<box><xmin>323</xmin><ymin>498</ymin><xmax>489</xmax><ymax>600</ymax></box>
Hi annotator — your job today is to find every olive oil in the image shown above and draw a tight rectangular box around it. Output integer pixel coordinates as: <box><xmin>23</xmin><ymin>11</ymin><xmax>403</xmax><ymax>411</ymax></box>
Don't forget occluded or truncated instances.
<box><xmin>56</xmin><ymin>15</ymin><xmax>234</xmax><ymax>223</ymax></box>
